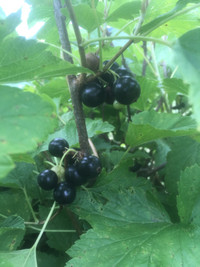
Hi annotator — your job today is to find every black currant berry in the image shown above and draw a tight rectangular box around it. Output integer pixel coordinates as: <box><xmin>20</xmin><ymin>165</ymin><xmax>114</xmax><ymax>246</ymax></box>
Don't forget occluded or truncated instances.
<box><xmin>114</xmin><ymin>76</ymin><xmax>141</xmax><ymax>105</ymax></box>
<box><xmin>115</xmin><ymin>67</ymin><xmax>134</xmax><ymax>78</ymax></box>
<box><xmin>81</xmin><ymin>82</ymin><xmax>105</xmax><ymax>107</ymax></box>
<box><xmin>77</xmin><ymin>155</ymin><xmax>101</xmax><ymax>179</ymax></box>
<box><xmin>48</xmin><ymin>138</ymin><xmax>69</xmax><ymax>158</ymax></box>
<box><xmin>53</xmin><ymin>182</ymin><xmax>76</xmax><ymax>205</ymax></box>
<box><xmin>104</xmin><ymin>85</ymin><xmax>115</xmax><ymax>105</ymax></box>
<box><xmin>103</xmin><ymin>60</ymin><xmax>120</xmax><ymax>72</ymax></box>
<box><xmin>100</xmin><ymin>71</ymin><xmax>115</xmax><ymax>86</ymax></box>
<box><xmin>65</xmin><ymin>165</ymin><xmax>87</xmax><ymax>186</ymax></box>
<box><xmin>37</xmin><ymin>169</ymin><xmax>58</xmax><ymax>191</ymax></box>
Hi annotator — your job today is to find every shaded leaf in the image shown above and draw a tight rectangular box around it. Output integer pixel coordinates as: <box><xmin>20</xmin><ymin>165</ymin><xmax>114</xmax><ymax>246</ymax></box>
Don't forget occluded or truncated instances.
<box><xmin>126</xmin><ymin>111</ymin><xmax>197</xmax><ymax>147</ymax></box>
<box><xmin>0</xmin><ymin>154</ymin><xmax>15</xmax><ymax>179</ymax></box>
<box><xmin>0</xmin><ymin>248</ymin><xmax>37</xmax><ymax>267</ymax></box>
<box><xmin>0</xmin><ymin>215</ymin><xmax>25</xmax><ymax>251</ymax></box>
<box><xmin>0</xmin><ymin>86</ymin><xmax>57</xmax><ymax>155</ymax></box>
<box><xmin>0</xmin><ymin>37</ymin><xmax>91</xmax><ymax>83</ymax></box>
<box><xmin>172</xmin><ymin>28</ymin><xmax>200</xmax><ymax>129</ymax></box>
<box><xmin>66</xmin><ymin>224</ymin><xmax>200</xmax><ymax>267</ymax></box>
<box><xmin>107</xmin><ymin>1</ymin><xmax>141</xmax><ymax>22</ymax></box>
<box><xmin>0</xmin><ymin>190</ymin><xmax>31</xmax><ymax>221</ymax></box>
<box><xmin>177</xmin><ymin>165</ymin><xmax>200</xmax><ymax>224</ymax></box>
<box><xmin>0</xmin><ymin>10</ymin><xmax>21</xmax><ymax>41</ymax></box>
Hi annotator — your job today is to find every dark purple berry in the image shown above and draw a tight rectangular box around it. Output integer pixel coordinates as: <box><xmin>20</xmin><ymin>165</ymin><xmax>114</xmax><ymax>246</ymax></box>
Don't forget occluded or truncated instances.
<box><xmin>104</xmin><ymin>85</ymin><xmax>115</xmax><ymax>105</ymax></box>
<box><xmin>37</xmin><ymin>169</ymin><xmax>58</xmax><ymax>191</ymax></box>
<box><xmin>53</xmin><ymin>182</ymin><xmax>76</xmax><ymax>205</ymax></box>
<box><xmin>77</xmin><ymin>155</ymin><xmax>101</xmax><ymax>179</ymax></box>
<box><xmin>115</xmin><ymin>67</ymin><xmax>134</xmax><ymax>78</ymax></box>
<box><xmin>65</xmin><ymin>165</ymin><xmax>87</xmax><ymax>186</ymax></box>
<box><xmin>48</xmin><ymin>138</ymin><xmax>69</xmax><ymax>158</ymax></box>
<box><xmin>114</xmin><ymin>76</ymin><xmax>141</xmax><ymax>105</ymax></box>
<box><xmin>103</xmin><ymin>60</ymin><xmax>120</xmax><ymax>72</ymax></box>
<box><xmin>81</xmin><ymin>82</ymin><xmax>105</xmax><ymax>107</ymax></box>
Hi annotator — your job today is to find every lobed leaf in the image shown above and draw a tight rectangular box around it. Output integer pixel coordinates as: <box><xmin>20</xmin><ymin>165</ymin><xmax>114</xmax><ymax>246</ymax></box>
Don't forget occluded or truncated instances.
<box><xmin>177</xmin><ymin>165</ymin><xmax>200</xmax><ymax>224</ymax></box>
<box><xmin>0</xmin><ymin>216</ymin><xmax>25</xmax><ymax>251</ymax></box>
<box><xmin>126</xmin><ymin>111</ymin><xmax>197</xmax><ymax>147</ymax></box>
<box><xmin>0</xmin><ymin>37</ymin><xmax>91</xmax><ymax>83</ymax></box>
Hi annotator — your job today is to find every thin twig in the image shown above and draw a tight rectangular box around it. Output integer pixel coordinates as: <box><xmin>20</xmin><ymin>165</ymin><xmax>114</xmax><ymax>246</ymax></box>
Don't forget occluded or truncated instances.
<box><xmin>142</xmin><ymin>41</ymin><xmax>148</xmax><ymax>76</ymax></box>
<box><xmin>102</xmin><ymin>0</ymin><xmax>149</xmax><ymax>73</ymax></box>
<box><xmin>66</xmin><ymin>76</ymin><xmax>90</xmax><ymax>154</ymax></box>
<box><xmin>127</xmin><ymin>105</ymin><xmax>132</xmax><ymax>122</ymax></box>
<box><xmin>65</xmin><ymin>0</ymin><xmax>87</xmax><ymax>67</ymax></box>
<box><xmin>53</xmin><ymin>0</ymin><xmax>73</xmax><ymax>63</ymax></box>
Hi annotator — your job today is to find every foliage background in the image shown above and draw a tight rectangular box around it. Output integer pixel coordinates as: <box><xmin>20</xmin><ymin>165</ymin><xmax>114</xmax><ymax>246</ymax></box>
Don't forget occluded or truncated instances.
<box><xmin>0</xmin><ymin>0</ymin><xmax>200</xmax><ymax>266</ymax></box>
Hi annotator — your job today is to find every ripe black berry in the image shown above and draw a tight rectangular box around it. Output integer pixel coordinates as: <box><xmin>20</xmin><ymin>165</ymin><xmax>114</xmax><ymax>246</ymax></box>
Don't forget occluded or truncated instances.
<box><xmin>53</xmin><ymin>182</ymin><xmax>76</xmax><ymax>205</ymax></box>
<box><xmin>103</xmin><ymin>60</ymin><xmax>120</xmax><ymax>72</ymax></box>
<box><xmin>114</xmin><ymin>76</ymin><xmax>141</xmax><ymax>105</ymax></box>
<box><xmin>37</xmin><ymin>169</ymin><xmax>58</xmax><ymax>191</ymax></box>
<box><xmin>104</xmin><ymin>85</ymin><xmax>115</xmax><ymax>105</ymax></box>
<box><xmin>65</xmin><ymin>165</ymin><xmax>87</xmax><ymax>186</ymax></box>
<box><xmin>115</xmin><ymin>67</ymin><xmax>134</xmax><ymax>78</ymax></box>
<box><xmin>48</xmin><ymin>138</ymin><xmax>69</xmax><ymax>157</ymax></box>
<box><xmin>81</xmin><ymin>82</ymin><xmax>105</xmax><ymax>107</ymax></box>
<box><xmin>100</xmin><ymin>71</ymin><xmax>115</xmax><ymax>86</ymax></box>
<box><xmin>77</xmin><ymin>155</ymin><xmax>101</xmax><ymax>179</ymax></box>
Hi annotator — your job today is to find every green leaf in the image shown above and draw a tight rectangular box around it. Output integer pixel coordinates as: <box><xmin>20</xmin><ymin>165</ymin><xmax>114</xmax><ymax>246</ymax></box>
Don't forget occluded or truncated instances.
<box><xmin>0</xmin><ymin>10</ymin><xmax>21</xmax><ymax>41</ymax></box>
<box><xmin>162</xmin><ymin>78</ymin><xmax>189</xmax><ymax>103</ymax></box>
<box><xmin>66</xmin><ymin>161</ymin><xmax>200</xmax><ymax>266</ymax></box>
<box><xmin>0</xmin><ymin>216</ymin><xmax>25</xmax><ymax>251</ymax></box>
<box><xmin>106</xmin><ymin>1</ymin><xmax>141</xmax><ymax>22</ymax></box>
<box><xmin>172</xmin><ymin>28</ymin><xmax>200</xmax><ymax>129</ymax></box>
<box><xmin>0</xmin><ymin>37</ymin><xmax>91</xmax><ymax>83</ymax></box>
<box><xmin>126</xmin><ymin>111</ymin><xmax>197</xmax><ymax>147</ymax></box>
<box><xmin>0</xmin><ymin>86</ymin><xmax>57</xmax><ymax>155</ymax></box>
<box><xmin>0</xmin><ymin>163</ymin><xmax>39</xmax><ymax>199</ymax></box>
<box><xmin>0</xmin><ymin>154</ymin><xmax>15</xmax><ymax>179</ymax></box>
<box><xmin>71</xmin><ymin>159</ymin><xmax>169</xmax><ymax>227</ymax></box>
<box><xmin>140</xmin><ymin>1</ymin><xmax>200</xmax><ymax>36</ymax></box>
<box><xmin>37</xmin><ymin>78</ymin><xmax>71</xmax><ymax>104</ymax></box>
<box><xmin>39</xmin><ymin>206</ymin><xmax>78</xmax><ymax>252</ymax></box>
<box><xmin>177</xmin><ymin>165</ymin><xmax>200</xmax><ymax>224</ymax></box>
<box><xmin>65</xmin><ymin>118</ymin><xmax>114</xmax><ymax>146</ymax></box>
<box><xmin>71</xmin><ymin>4</ymin><xmax>103</xmax><ymax>32</ymax></box>
<box><xmin>0</xmin><ymin>248</ymin><xmax>37</xmax><ymax>267</ymax></box>
<box><xmin>0</xmin><ymin>190</ymin><xmax>31</xmax><ymax>221</ymax></box>
<box><xmin>132</xmin><ymin>77</ymin><xmax>159</xmax><ymax>111</ymax></box>
<box><xmin>165</xmin><ymin>137</ymin><xmax>200</xmax><ymax>215</ymax></box>
<box><xmin>66</xmin><ymin>224</ymin><xmax>200</xmax><ymax>266</ymax></box>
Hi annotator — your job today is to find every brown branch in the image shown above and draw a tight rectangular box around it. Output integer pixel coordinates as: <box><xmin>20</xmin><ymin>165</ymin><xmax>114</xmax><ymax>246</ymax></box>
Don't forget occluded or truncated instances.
<box><xmin>54</xmin><ymin>0</ymin><xmax>90</xmax><ymax>154</ymax></box>
<box><xmin>53</xmin><ymin>0</ymin><xmax>73</xmax><ymax>63</ymax></box>
<box><xmin>65</xmin><ymin>0</ymin><xmax>87</xmax><ymax>67</ymax></box>
<box><xmin>67</xmin><ymin>76</ymin><xmax>90</xmax><ymax>155</ymax></box>
<box><xmin>142</xmin><ymin>41</ymin><xmax>147</xmax><ymax>76</ymax></box>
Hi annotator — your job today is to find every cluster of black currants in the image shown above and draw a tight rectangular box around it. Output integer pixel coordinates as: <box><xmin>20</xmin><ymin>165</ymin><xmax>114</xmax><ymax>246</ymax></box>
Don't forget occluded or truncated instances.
<box><xmin>81</xmin><ymin>60</ymin><xmax>141</xmax><ymax>107</ymax></box>
<box><xmin>37</xmin><ymin>138</ymin><xmax>101</xmax><ymax>205</ymax></box>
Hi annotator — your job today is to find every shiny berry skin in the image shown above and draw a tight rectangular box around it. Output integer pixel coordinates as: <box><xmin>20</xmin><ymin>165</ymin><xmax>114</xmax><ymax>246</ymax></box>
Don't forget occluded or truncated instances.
<box><xmin>103</xmin><ymin>60</ymin><xmax>120</xmax><ymax>72</ymax></box>
<box><xmin>115</xmin><ymin>67</ymin><xmax>134</xmax><ymax>78</ymax></box>
<box><xmin>37</xmin><ymin>169</ymin><xmax>58</xmax><ymax>191</ymax></box>
<box><xmin>101</xmin><ymin>71</ymin><xmax>115</xmax><ymax>86</ymax></box>
<box><xmin>81</xmin><ymin>82</ymin><xmax>105</xmax><ymax>107</ymax></box>
<box><xmin>48</xmin><ymin>138</ymin><xmax>69</xmax><ymax>157</ymax></box>
<box><xmin>77</xmin><ymin>155</ymin><xmax>101</xmax><ymax>179</ymax></box>
<box><xmin>114</xmin><ymin>76</ymin><xmax>141</xmax><ymax>105</ymax></box>
<box><xmin>65</xmin><ymin>165</ymin><xmax>87</xmax><ymax>186</ymax></box>
<box><xmin>53</xmin><ymin>182</ymin><xmax>76</xmax><ymax>205</ymax></box>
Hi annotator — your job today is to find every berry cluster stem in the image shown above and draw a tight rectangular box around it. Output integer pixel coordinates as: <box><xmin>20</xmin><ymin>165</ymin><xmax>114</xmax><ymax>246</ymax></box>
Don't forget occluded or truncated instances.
<box><xmin>67</xmin><ymin>76</ymin><xmax>90</xmax><ymax>155</ymax></box>
<box><xmin>53</xmin><ymin>0</ymin><xmax>90</xmax><ymax>155</ymax></box>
